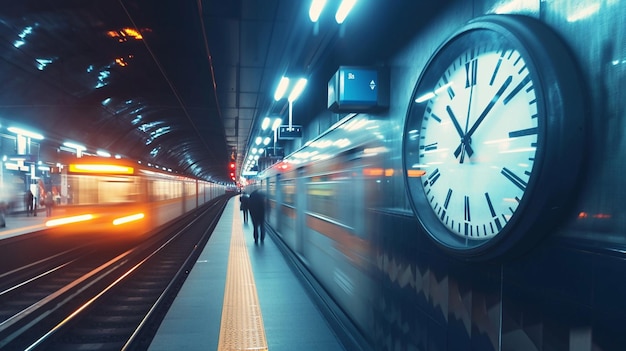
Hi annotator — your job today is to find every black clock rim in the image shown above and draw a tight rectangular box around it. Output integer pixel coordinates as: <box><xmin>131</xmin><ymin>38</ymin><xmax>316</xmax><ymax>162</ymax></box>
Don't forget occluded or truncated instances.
<box><xmin>402</xmin><ymin>14</ymin><xmax>587</xmax><ymax>261</ymax></box>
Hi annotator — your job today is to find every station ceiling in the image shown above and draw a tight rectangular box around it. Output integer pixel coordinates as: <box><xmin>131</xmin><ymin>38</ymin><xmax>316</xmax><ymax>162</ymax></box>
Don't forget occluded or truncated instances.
<box><xmin>0</xmin><ymin>0</ymin><xmax>452</xmax><ymax>182</ymax></box>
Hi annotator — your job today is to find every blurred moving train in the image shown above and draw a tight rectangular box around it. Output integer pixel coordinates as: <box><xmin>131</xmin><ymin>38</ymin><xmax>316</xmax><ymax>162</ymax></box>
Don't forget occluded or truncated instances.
<box><xmin>247</xmin><ymin>114</ymin><xmax>398</xmax><ymax>349</ymax></box>
<box><xmin>43</xmin><ymin>156</ymin><xmax>226</xmax><ymax>235</ymax></box>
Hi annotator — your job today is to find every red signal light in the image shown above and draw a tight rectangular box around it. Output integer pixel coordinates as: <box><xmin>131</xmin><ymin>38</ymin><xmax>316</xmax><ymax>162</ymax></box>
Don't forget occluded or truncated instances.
<box><xmin>229</xmin><ymin>162</ymin><xmax>236</xmax><ymax>181</ymax></box>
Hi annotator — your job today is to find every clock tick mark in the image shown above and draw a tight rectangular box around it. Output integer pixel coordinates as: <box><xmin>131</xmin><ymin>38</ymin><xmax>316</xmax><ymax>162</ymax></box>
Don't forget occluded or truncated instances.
<box><xmin>501</xmin><ymin>167</ymin><xmax>527</xmax><ymax>191</ymax></box>
<box><xmin>508</xmin><ymin>127</ymin><xmax>537</xmax><ymax>138</ymax></box>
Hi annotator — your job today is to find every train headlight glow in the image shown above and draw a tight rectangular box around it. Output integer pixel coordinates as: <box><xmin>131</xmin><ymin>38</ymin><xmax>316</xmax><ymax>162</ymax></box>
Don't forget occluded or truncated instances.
<box><xmin>112</xmin><ymin>213</ymin><xmax>145</xmax><ymax>226</ymax></box>
<box><xmin>46</xmin><ymin>214</ymin><xmax>95</xmax><ymax>227</ymax></box>
<box><xmin>69</xmin><ymin>164</ymin><xmax>134</xmax><ymax>174</ymax></box>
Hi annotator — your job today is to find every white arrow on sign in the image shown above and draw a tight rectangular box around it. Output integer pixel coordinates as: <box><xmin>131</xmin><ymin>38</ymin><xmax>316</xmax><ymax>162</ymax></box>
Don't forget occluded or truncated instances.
<box><xmin>370</xmin><ymin>80</ymin><xmax>376</xmax><ymax>90</ymax></box>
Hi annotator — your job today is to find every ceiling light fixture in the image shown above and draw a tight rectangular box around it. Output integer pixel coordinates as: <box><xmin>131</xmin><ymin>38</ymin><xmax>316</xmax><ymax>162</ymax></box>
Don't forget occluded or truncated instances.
<box><xmin>336</xmin><ymin>0</ymin><xmax>357</xmax><ymax>24</ymax></box>
<box><xmin>8</xmin><ymin>127</ymin><xmax>44</xmax><ymax>140</ymax></box>
<box><xmin>274</xmin><ymin>77</ymin><xmax>290</xmax><ymax>101</ymax></box>
<box><xmin>309</xmin><ymin>0</ymin><xmax>327</xmax><ymax>22</ymax></box>
<box><xmin>287</xmin><ymin>78</ymin><xmax>308</xmax><ymax>102</ymax></box>
<box><xmin>261</xmin><ymin>117</ymin><xmax>271</xmax><ymax>130</ymax></box>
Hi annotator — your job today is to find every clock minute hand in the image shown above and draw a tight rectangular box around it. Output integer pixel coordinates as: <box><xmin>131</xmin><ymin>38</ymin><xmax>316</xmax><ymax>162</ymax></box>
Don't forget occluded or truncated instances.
<box><xmin>466</xmin><ymin>75</ymin><xmax>512</xmax><ymax>139</ymax></box>
<box><xmin>455</xmin><ymin>75</ymin><xmax>513</xmax><ymax>157</ymax></box>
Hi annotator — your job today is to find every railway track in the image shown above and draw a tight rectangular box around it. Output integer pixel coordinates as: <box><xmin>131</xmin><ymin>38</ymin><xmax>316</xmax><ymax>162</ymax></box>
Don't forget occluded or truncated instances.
<box><xmin>0</xmin><ymin>197</ymin><xmax>228</xmax><ymax>350</ymax></box>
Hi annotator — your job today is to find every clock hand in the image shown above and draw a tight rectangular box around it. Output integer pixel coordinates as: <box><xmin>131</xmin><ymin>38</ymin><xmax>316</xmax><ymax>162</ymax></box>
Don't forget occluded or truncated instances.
<box><xmin>466</xmin><ymin>75</ymin><xmax>512</xmax><ymax>138</ymax></box>
<box><xmin>459</xmin><ymin>65</ymin><xmax>477</xmax><ymax>161</ymax></box>
<box><xmin>446</xmin><ymin>106</ymin><xmax>470</xmax><ymax>162</ymax></box>
<box><xmin>454</xmin><ymin>75</ymin><xmax>513</xmax><ymax>158</ymax></box>
<box><xmin>446</xmin><ymin>105</ymin><xmax>466</xmax><ymax>139</ymax></box>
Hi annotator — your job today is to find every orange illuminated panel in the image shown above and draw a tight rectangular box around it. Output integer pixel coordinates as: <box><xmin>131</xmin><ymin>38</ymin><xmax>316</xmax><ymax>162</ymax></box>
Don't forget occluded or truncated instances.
<box><xmin>407</xmin><ymin>169</ymin><xmax>427</xmax><ymax>177</ymax></box>
<box><xmin>115</xmin><ymin>57</ymin><xmax>128</xmax><ymax>67</ymax></box>
<box><xmin>122</xmin><ymin>28</ymin><xmax>143</xmax><ymax>40</ymax></box>
<box><xmin>112</xmin><ymin>213</ymin><xmax>145</xmax><ymax>226</ymax></box>
<box><xmin>69</xmin><ymin>164</ymin><xmax>135</xmax><ymax>175</ymax></box>
<box><xmin>46</xmin><ymin>214</ymin><xmax>94</xmax><ymax>227</ymax></box>
<box><xmin>363</xmin><ymin>168</ymin><xmax>384</xmax><ymax>177</ymax></box>
<box><xmin>106</xmin><ymin>28</ymin><xmax>143</xmax><ymax>41</ymax></box>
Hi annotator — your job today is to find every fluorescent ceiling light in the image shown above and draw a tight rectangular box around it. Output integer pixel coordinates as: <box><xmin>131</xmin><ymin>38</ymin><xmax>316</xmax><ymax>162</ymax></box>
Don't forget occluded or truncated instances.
<box><xmin>63</xmin><ymin>141</ymin><xmax>86</xmax><ymax>151</ymax></box>
<box><xmin>272</xmin><ymin>118</ymin><xmax>282</xmax><ymax>131</ymax></box>
<box><xmin>97</xmin><ymin>150</ymin><xmax>111</xmax><ymax>157</ymax></box>
<box><xmin>261</xmin><ymin>117</ymin><xmax>271</xmax><ymax>130</ymax></box>
<box><xmin>288</xmin><ymin>78</ymin><xmax>308</xmax><ymax>102</ymax></box>
<box><xmin>274</xmin><ymin>77</ymin><xmax>290</xmax><ymax>101</ymax></box>
<box><xmin>336</xmin><ymin>0</ymin><xmax>357</xmax><ymax>24</ymax></box>
<box><xmin>7</xmin><ymin>127</ymin><xmax>44</xmax><ymax>140</ymax></box>
<box><xmin>309</xmin><ymin>0</ymin><xmax>327</xmax><ymax>22</ymax></box>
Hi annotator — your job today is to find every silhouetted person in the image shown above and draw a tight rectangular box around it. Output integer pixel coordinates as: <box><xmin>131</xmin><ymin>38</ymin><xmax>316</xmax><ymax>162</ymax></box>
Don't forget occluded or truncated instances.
<box><xmin>0</xmin><ymin>197</ymin><xmax>6</xmax><ymax>227</ymax></box>
<box><xmin>44</xmin><ymin>191</ymin><xmax>54</xmax><ymax>217</ymax></box>
<box><xmin>25</xmin><ymin>190</ymin><xmax>34</xmax><ymax>216</ymax></box>
<box><xmin>247</xmin><ymin>190</ymin><xmax>266</xmax><ymax>243</ymax></box>
<box><xmin>240</xmin><ymin>192</ymin><xmax>249</xmax><ymax>223</ymax></box>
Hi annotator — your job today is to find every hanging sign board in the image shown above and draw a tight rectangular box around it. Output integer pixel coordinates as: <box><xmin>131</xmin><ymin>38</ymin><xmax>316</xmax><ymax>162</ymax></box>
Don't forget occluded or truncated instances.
<box><xmin>327</xmin><ymin>66</ymin><xmax>388</xmax><ymax>112</ymax></box>
<box><xmin>278</xmin><ymin>125</ymin><xmax>302</xmax><ymax>139</ymax></box>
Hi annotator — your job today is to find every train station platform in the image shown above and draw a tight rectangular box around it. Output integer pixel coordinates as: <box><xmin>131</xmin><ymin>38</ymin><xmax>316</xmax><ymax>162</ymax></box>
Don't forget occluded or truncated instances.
<box><xmin>0</xmin><ymin>210</ymin><xmax>48</xmax><ymax>240</ymax></box>
<box><xmin>148</xmin><ymin>196</ymin><xmax>347</xmax><ymax>351</ymax></box>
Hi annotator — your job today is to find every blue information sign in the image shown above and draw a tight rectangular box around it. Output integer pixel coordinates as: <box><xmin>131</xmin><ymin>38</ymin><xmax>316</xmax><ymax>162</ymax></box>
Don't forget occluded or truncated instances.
<box><xmin>339</xmin><ymin>68</ymin><xmax>378</xmax><ymax>105</ymax></box>
<box><xmin>327</xmin><ymin>66</ymin><xmax>387</xmax><ymax>112</ymax></box>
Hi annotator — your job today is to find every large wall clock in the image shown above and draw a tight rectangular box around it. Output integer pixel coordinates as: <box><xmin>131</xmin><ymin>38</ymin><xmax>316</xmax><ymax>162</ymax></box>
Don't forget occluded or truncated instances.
<box><xmin>402</xmin><ymin>15</ymin><xmax>587</xmax><ymax>260</ymax></box>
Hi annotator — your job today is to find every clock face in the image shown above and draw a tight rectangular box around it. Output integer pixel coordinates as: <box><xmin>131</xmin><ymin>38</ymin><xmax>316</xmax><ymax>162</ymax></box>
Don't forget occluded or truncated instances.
<box><xmin>402</xmin><ymin>15</ymin><xmax>586</xmax><ymax>259</ymax></box>
<box><xmin>418</xmin><ymin>44</ymin><xmax>539</xmax><ymax>239</ymax></box>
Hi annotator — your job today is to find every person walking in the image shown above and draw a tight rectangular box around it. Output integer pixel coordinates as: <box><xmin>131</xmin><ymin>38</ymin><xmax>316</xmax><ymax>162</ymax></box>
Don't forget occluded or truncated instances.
<box><xmin>240</xmin><ymin>192</ymin><xmax>250</xmax><ymax>223</ymax></box>
<box><xmin>247</xmin><ymin>190</ymin><xmax>266</xmax><ymax>243</ymax></box>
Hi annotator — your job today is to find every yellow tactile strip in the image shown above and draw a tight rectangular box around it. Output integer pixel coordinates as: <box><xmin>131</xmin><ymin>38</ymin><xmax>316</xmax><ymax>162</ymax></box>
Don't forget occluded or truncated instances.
<box><xmin>217</xmin><ymin>201</ymin><xmax>268</xmax><ymax>351</ymax></box>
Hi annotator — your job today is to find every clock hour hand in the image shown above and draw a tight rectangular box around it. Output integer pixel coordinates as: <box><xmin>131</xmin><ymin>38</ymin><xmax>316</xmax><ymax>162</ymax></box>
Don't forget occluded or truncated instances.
<box><xmin>446</xmin><ymin>106</ymin><xmax>473</xmax><ymax>160</ymax></box>
<box><xmin>454</xmin><ymin>75</ymin><xmax>513</xmax><ymax>158</ymax></box>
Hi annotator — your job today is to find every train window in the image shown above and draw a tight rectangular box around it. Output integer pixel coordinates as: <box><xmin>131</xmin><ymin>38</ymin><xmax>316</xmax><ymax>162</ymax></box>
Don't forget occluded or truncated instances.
<box><xmin>267</xmin><ymin>176</ymin><xmax>274</xmax><ymax>197</ymax></box>
<box><xmin>68</xmin><ymin>175</ymin><xmax>141</xmax><ymax>204</ymax></box>
<box><xmin>185</xmin><ymin>181</ymin><xmax>195</xmax><ymax>198</ymax></box>
<box><xmin>281</xmin><ymin>179</ymin><xmax>295</xmax><ymax>206</ymax></box>
<box><xmin>151</xmin><ymin>178</ymin><xmax>184</xmax><ymax>200</ymax></box>
<box><xmin>263</xmin><ymin>179</ymin><xmax>271</xmax><ymax>197</ymax></box>
<box><xmin>100</xmin><ymin>179</ymin><xmax>141</xmax><ymax>203</ymax></box>
<box><xmin>307</xmin><ymin>177</ymin><xmax>350</xmax><ymax>226</ymax></box>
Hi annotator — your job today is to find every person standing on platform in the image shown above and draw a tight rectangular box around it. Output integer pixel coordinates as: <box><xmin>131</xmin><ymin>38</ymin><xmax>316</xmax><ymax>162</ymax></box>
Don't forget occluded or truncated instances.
<box><xmin>240</xmin><ymin>192</ymin><xmax>250</xmax><ymax>224</ymax></box>
<box><xmin>0</xmin><ymin>196</ymin><xmax>6</xmax><ymax>227</ymax></box>
<box><xmin>44</xmin><ymin>191</ymin><xmax>54</xmax><ymax>217</ymax></box>
<box><xmin>247</xmin><ymin>190</ymin><xmax>266</xmax><ymax>243</ymax></box>
<box><xmin>25</xmin><ymin>190</ymin><xmax>35</xmax><ymax>216</ymax></box>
